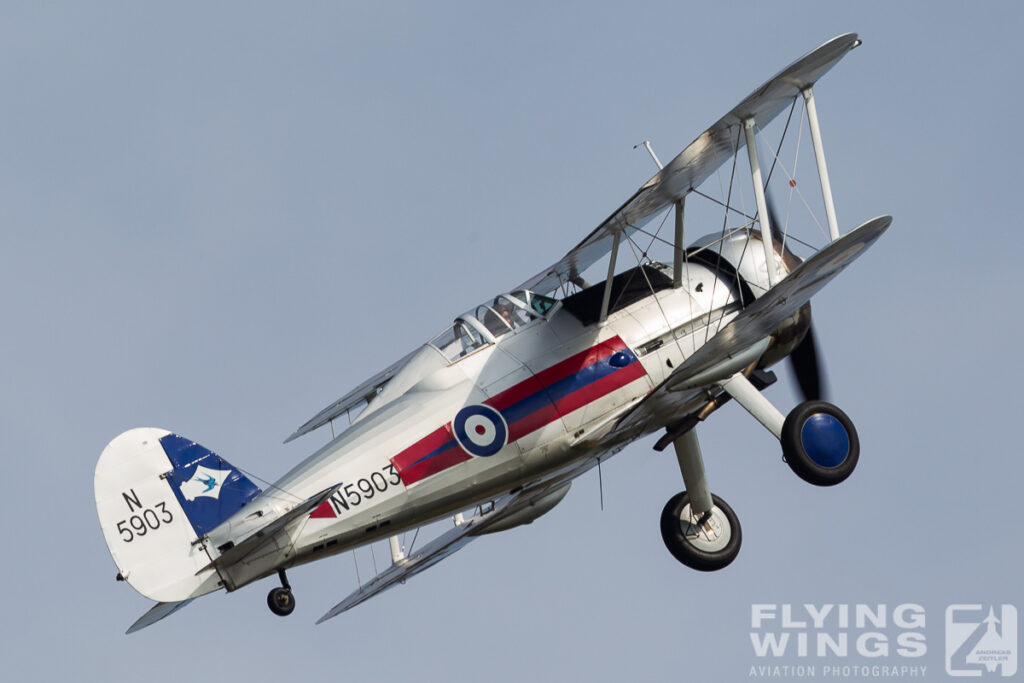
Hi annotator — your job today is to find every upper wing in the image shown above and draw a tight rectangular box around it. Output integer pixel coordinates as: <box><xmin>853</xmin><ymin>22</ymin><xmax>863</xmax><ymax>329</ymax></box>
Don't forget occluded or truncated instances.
<box><xmin>288</xmin><ymin>35</ymin><xmax>861</xmax><ymax>444</ymax></box>
<box><xmin>285</xmin><ymin>348</ymin><xmax>418</xmax><ymax>443</ymax></box>
<box><xmin>519</xmin><ymin>33</ymin><xmax>860</xmax><ymax>295</ymax></box>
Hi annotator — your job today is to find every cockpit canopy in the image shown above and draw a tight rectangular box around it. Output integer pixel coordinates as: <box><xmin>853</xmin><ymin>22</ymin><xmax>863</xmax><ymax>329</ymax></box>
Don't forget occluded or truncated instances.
<box><xmin>429</xmin><ymin>290</ymin><xmax>556</xmax><ymax>362</ymax></box>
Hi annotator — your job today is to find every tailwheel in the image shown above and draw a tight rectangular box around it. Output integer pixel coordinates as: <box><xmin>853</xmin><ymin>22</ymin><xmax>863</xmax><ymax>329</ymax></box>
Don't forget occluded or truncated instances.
<box><xmin>268</xmin><ymin>587</ymin><xmax>295</xmax><ymax>616</ymax></box>
<box><xmin>660</xmin><ymin>491</ymin><xmax>741</xmax><ymax>571</ymax></box>
<box><xmin>781</xmin><ymin>400</ymin><xmax>859</xmax><ymax>486</ymax></box>
<box><xmin>267</xmin><ymin>569</ymin><xmax>295</xmax><ymax>616</ymax></box>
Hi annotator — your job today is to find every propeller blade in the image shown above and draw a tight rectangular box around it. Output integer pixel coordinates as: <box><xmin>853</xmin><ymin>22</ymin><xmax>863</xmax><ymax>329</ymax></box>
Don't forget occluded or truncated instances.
<box><xmin>789</xmin><ymin>324</ymin><xmax>828</xmax><ymax>402</ymax></box>
<box><xmin>766</xmin><ymin>188</ymin><xmax>785</xmax><ymax>245</ymax></box>
<box><xmin>765</xmin><ymin>189</ymin><xmax>827</xmax><ymax>401</ymax></box>
<box><xmin>764</xmin><ymin>188</ymin><xmax>802</xmax><ymax>272</ymax></box>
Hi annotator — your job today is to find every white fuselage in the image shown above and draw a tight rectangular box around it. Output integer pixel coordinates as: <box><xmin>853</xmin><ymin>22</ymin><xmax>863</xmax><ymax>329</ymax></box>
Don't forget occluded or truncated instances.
<box><xmin>206</xmin><ymin>231</ymin><xmax>785</xmax><ymax>592</ymax></box>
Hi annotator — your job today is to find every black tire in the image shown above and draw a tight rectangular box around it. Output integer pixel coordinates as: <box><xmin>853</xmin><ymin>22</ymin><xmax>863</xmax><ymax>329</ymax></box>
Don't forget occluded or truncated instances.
<box><xmin>267</xmin><ymin>586</ymin><xmax>296</xmax><ymax>616</ymax></box>
<box><xmin>781</xmin><ymin>400</ymin><xmax>859</xmax><ymax>486</ymax></box>
<box><xmin>660</xmin><ymin>491</ymin><xmax>741</xmax><ymax>571</ymax></box>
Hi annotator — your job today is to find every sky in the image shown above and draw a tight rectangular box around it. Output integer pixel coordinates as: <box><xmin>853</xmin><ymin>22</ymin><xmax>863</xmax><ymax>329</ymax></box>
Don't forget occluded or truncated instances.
<box><xmin>2</xmin><ymin>3</ymin><xmax>1022</xmax><ymax>681</ymax></box>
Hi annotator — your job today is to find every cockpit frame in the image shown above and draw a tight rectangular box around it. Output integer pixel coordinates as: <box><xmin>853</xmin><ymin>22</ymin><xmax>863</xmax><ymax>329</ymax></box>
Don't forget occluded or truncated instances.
<box><xmin>428</xmin><ymin>290</ymin><xmax>557</xmax><ymax>364</ymax></box>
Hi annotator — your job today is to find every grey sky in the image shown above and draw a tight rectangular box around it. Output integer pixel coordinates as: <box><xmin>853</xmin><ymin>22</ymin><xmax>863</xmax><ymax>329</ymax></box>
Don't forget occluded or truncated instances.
<box><xmin>3</xmin><ymin>3</ymin><xmax>1021</xmax><ymax>681</ymax></box>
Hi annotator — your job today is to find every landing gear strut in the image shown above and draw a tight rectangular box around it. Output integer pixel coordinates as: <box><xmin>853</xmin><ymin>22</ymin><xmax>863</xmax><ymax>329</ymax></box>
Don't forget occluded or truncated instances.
<box><xmin>657</xmin><ymin>369</ymin><xmax>860</xmax><ymax>570</ymax></box>
<box><xmin>661</xmin><ymin>430</ymin><xmax>741</xmax><ymax>571</ymax></box>
<box><xmin>267</xmin><ymin>569</ymin><xmax>295</xmax><ymax>616</ymax></box>
<box><xmin>719</xmin><ymin>373</ymin><xmax>861</xmax><ymax>486</ymax></box>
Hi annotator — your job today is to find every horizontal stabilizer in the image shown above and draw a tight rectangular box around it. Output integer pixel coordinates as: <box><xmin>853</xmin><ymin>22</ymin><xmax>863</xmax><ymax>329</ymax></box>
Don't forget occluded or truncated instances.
<box><xmin>126</xmin><ymin>599</ymin><xmax>194</xmax><ymax>634</ymax></box>
<box><xmin>203</xmin><ymin>484</ymin><xmax>341</xmax><ymax>572</ymax></box>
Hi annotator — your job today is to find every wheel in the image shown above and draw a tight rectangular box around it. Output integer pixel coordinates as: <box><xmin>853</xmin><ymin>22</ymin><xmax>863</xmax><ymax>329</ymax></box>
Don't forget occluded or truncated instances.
<box><xmin>660</xmin><ymin>491</ymin><xmax>741</xmax><ymax>571</ymax></box>
<box><xmin>781</xmin><ymin>400</ymin><xmax>859</xmax><ymax>486</ymax></box>
<box><xmin>267</xmin><ymin>586</ymin><xmax>295</xmax><ymax>616</ymax></box>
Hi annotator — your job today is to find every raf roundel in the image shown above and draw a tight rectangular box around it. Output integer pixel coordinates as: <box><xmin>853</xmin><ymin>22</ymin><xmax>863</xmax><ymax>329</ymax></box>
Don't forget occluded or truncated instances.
<box><xmin>453</xmin><ymin>404</ymin><xmax>509</xmax><ymax>457</ymax></box>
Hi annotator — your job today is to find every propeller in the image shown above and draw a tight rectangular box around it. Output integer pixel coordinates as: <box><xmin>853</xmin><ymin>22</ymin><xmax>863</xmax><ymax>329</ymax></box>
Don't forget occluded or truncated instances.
<box><xmin>789</xmin><ymin>323</ymin><xmax>826</xmax><ymax>401</ymax></box>
<box><xmin>765</xmin><ymin>192</ymin><xmax>828</xmax><ymax>402</ymax></box>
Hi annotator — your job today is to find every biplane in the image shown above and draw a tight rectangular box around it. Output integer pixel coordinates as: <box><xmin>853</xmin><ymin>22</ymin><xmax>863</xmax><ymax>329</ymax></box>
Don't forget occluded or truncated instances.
<box><xmin>95</xmin><ymin>33</ymin><xmax>891</xmax><ymax>632</ymax></box>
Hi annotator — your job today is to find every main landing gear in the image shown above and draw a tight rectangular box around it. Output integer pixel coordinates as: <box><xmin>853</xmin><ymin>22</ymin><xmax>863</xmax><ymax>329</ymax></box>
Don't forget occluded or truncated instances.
<box><xmin>658</xmin><ymin>373</ymin><xmax>860</xmax><ymax>570</ymax></box>
<box><xmin>267</xmin><ymin>569</ymin><xmax>295</xmax><ymax>616</ymax></box>
<box><xmin>660</xmin><ymin>430</ymin><xmax>741</xmax><ymax>571</ymax></box>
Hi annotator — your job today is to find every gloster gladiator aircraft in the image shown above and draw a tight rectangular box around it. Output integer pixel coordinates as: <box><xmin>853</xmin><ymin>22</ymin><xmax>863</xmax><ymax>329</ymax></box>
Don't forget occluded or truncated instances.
<box><xmin>95</xmin><ymin>33</ymin><xmax>891</xmax><ymax>632</ymax></box>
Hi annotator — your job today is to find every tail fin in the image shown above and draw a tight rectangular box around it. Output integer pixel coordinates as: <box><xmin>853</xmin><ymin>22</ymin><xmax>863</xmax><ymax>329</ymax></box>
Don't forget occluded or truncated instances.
<box><xmin>94</xmin><ymin>428</ymin><xmax>262</xmax><ymax>603</ymax></box>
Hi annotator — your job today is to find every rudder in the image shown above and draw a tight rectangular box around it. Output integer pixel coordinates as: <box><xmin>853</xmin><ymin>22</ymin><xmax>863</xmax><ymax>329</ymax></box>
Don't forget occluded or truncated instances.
<box><xmin>94</xmin><ymin>428</ymin><xmax>262</xmax><ymax>603</ymax></box>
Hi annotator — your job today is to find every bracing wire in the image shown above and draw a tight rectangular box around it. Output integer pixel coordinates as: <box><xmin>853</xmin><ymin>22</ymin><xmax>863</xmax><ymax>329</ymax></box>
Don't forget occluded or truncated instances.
<box><xmin>705</xmin><ymin>126</ymin><xmax>742</xmax><ymax>345</ymax></box>
<box><xmin>234</xmin><ymin>466</ymin><xmax>304</xmax><ymax>504</ymax></box>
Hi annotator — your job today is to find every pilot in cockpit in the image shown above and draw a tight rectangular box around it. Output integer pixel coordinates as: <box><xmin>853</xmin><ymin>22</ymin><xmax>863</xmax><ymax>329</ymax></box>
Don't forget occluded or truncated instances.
<box><xmin>497</xmin><ymin>302</ymin><xmax>516</xmax><ymax>329</ymax></box>
<box><xmin>478</xmin><ymin>295</ymin><xmax>538</xmax><ymax>338</ymax></box>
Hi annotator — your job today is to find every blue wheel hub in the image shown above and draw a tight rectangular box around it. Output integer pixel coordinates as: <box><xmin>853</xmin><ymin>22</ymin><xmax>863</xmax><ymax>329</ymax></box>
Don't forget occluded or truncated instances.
<box><xmin>799</xmin><ymin>413</ymin><xmax>850</xmax><ymax>468</ymax></box>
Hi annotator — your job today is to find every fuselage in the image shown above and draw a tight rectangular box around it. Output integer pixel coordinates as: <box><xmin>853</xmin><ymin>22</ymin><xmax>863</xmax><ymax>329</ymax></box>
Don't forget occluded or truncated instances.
<box><xmin>207</xmin><ymin>229</ymin><xmax>793</xmax><ymax>591</ymax></box>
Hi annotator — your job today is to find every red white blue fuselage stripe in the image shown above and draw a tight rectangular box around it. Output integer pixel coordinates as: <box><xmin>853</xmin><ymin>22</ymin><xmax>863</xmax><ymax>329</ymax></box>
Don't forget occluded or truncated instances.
<box><xmin>391</xmin><ymin>337</ymin><xmax>647</xmax><ymax>485</ymax></box>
